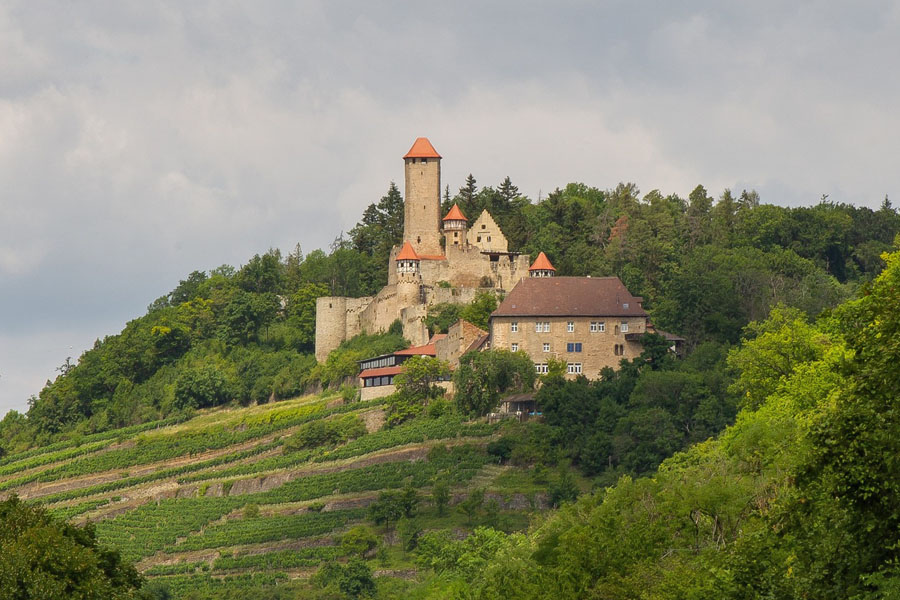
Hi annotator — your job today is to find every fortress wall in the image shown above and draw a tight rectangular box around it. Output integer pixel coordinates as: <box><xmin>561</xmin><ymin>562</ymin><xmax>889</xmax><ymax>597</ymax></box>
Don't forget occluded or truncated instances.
<box><xmin>315</xmin><ymin>296</ymin><xmax>374</xmax><ymax>362</ymax></box>
<box><xmin>400</xmin><ymin>304</ymin><xmax>429</xmax><ymax>346</ymax></box>
<box><xmin>428</xmin><ymin>286</ymin><xmax>480</xmax><ymax>306</ymax></box>
<box><xmin>358</xmin><ymin>285</ymin><xmax>401</xmax><ymax>335</ymax></box>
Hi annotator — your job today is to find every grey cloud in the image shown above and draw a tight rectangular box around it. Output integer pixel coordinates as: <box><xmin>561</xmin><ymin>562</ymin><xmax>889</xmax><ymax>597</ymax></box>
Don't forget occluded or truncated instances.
<box><xmin>2</xmin><ymin>1</ymin><xmax>899</xmax><ymax>414</ymax></box>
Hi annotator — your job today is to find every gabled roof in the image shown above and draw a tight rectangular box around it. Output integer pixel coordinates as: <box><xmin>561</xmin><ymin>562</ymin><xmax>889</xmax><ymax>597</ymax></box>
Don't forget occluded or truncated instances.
<box><xmin>442</xmin><ymin>204</ymin><xmax>468</xmax><ymax>222</ymax></box>
<box><xmin>491</xmin><ymin>277</ymin><xmax>648</xmax><ymax>318</ymax></box>
<box><xmin>466</xmin><ymin>333</ymin><xmax>490</xmax><ymax>354</ymax></box>
<box><xmin>529</xmin><ymin>251</ymin><xmax>556</xmax><ymax>272</ymax></box>
<box><xmin>395</xmin><ymin>241</ymin><xmax>420</xmax><ymax>261</ymax></box>
<box><xmin>403</xmin><ymin>137</ymin><xmax>441</xmax><ymax>159</ymax></box>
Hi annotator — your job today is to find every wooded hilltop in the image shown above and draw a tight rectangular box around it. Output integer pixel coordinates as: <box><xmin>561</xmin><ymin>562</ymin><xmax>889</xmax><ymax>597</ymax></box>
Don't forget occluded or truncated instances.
<box><xmin>2</xmin><ymin>177</ymin><xmax>899</xmax><ymax>599</ymax></box>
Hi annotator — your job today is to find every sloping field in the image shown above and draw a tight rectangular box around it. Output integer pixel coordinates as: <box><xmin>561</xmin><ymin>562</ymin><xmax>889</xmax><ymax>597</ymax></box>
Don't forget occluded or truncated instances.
<box><xmin>0</xmin><ymin>392</ymin><xmax>560</xmax><ymax>598</ymax></box>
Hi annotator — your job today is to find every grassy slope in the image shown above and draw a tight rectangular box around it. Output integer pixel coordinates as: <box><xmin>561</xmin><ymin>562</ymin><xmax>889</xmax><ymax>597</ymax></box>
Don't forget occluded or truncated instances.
<box><xmin>0</xmin><ymin>392</ymin><xmax>580</xmax><ymax>598</ymax></box>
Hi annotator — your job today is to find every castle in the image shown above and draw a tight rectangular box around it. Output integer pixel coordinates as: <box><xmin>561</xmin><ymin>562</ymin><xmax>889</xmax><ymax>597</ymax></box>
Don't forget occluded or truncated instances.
<box><xmin>315</xmin><ymin>138</ymin><xmax>532</xmax><ymax>362</ymax></box>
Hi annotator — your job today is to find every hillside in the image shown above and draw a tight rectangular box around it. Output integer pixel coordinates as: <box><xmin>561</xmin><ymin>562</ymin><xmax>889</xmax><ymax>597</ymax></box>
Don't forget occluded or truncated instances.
<box><xmin>0</xmin><ymin>392</ymin><xmax>582</xmax><ymax>598</ymax></box>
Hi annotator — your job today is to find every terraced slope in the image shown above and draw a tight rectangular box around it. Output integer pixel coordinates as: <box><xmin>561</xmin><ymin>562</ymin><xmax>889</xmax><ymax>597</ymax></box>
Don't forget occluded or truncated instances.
<box><xmin>0</xmin><ymin>392</ymin><xmax>570</xmax><ymax>598</ymax></box>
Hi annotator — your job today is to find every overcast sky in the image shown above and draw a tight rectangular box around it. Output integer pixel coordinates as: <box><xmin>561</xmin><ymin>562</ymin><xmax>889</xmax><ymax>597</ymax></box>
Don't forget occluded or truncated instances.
<box><xmin>1</xmin><ymin>1</ymin><xmax>898</xmax><ymax>416</ymax></box>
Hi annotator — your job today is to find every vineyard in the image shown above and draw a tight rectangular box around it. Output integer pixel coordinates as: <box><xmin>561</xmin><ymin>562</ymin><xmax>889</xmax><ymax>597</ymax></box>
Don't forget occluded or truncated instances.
<box><xmin>0</xmin><ymin>391</ymin><xmax>582</xmax><ymax>598</ymax></box>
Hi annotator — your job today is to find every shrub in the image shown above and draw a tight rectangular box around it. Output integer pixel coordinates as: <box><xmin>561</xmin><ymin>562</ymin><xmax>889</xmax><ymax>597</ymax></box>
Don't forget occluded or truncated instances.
<box><xmin>341</xmin><ymin>525</ymin><xmax>379</xmax><ymax>557</ymax></box>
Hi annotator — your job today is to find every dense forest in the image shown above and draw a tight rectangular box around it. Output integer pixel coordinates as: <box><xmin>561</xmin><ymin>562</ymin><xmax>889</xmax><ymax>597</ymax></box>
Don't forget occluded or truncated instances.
<box><xmin>2</xmin><ymin>175</ymin><xmax>898</xmax><ymax>461</ymax></box>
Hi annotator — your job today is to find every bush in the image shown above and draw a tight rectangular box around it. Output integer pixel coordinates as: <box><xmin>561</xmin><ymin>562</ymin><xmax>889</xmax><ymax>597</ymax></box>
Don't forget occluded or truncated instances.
<box><xmin>283</xmin><ymin>414</ymin><xmax>367</xmax><ymax>452</ymax></box>
<box><xmin>341</xmin><ymin>525</ymin><xmax>379</xmax><ymax>557</ymax></box>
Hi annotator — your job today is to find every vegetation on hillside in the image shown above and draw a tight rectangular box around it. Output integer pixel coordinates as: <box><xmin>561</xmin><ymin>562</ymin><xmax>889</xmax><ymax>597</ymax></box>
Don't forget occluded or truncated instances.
<box><xmin>0</xmin><ymin>495</ymin><xmax>143</xmax><ymax>599</ymax></box>
<box><xmin>397</xmin><ymin>251</ymin><xmax>900</xmax><ymax>599</ymax></box>
<box><xmin>3</xmin><ymin>175</ymin><xmax>897</xmax><ymax>455</ymax></box>
<box><xmin>1</xmin><ymin>172</ymin><xmax>899</xmax><ymax>599</ymax></box>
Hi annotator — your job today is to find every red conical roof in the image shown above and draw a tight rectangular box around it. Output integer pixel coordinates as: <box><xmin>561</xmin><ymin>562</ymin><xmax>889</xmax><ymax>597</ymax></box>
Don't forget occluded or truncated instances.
<box><xmin>403</xmin><ymin>137</ymin><xmax>441</xmax><ymax>159</ymax></box>
<box><xmin>529</xmin><ymin>251</ymin><xmax>556</xmax><ymax>271</ymax></box>
<box><xmin>395</xmin><ymin>241</ymin><xmax>421</xmax><ymax>261</ymax></box>
<box><xmin>442</xmin><ymin>204</ymin><xmax>468</xmax><ymax>222</ymax></box>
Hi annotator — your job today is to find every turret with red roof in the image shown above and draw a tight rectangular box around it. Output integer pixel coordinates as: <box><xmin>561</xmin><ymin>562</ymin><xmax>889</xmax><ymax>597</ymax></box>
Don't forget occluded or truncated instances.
<box><xmin>396</xmin><ymin>241</ymin><xmax>421</xmax><ymax>275</ymax></box>
<box><xmin>529</xmin><ymin>252</ymin><xmax>556</xmax><ymax>278</ymax></box>
<box><xmin>442</xmin><ymin>204</ymin><xmax>468</xmax><ymax>247</ymax></box>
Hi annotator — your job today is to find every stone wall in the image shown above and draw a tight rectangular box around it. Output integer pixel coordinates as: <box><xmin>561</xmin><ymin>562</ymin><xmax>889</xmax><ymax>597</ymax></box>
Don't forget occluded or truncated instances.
<box><xmin>315</xmin><ymin>296</ymin><xmax>373</xmax><ymax>362</ymax></box>
<box><xmin>435</xmin><ymin>319</ymin><xmax>488</xmax><ymax>368</ymax></box>
<box><xmin>420</xmin><ymin>245</ymin><xmax>530</xmax><ymax>291</ymax></box>
<box><xmin>490</xmin><ymin>315</ymin><xmax>647</xmax><ymax>379</ymax></box>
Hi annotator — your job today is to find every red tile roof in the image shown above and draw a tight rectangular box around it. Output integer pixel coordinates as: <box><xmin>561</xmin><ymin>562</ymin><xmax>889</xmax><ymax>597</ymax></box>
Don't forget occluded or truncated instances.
<box><xmin>359</xmin><ymin>366</ymin><xmax>404</xmax><ymax>379</ymax></box>
<box><xmin>394</xmin><ymin>339</ymin><xmax>441</xmax><ymax>356</ymax></box>
<box><xmin>395</xmin><ymin>241</ymin><xmax>420</xmax><ymax>261</ymax></box>
<box><xmin>442</xmin><ymin>204</ymin><xmax>467</xmax><ymax>222</ymax></box>
<box><xmin>491</xmin><ymin>277</ymin><xmax>648</xmax><ymax>318</ymax></box>
<box><xmin>529</xmin><ymin>251</ymin><xmax>556</xmax><ymax>272</ymax></box>
<box><xmin>403</xmin><ymin>137</ymin><xmax>441</xmax><ymax>159</ymax></box>
<box><xmin>418</xmin><ymin>254</ymin><xmax>447</xmax><ymax>261</ymax></box>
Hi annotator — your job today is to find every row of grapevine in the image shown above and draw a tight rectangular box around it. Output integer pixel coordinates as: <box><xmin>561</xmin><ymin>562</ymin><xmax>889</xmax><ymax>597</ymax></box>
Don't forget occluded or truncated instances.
<box><xmin>172</xmin><ymin>508</ymin><xmax>366</xmax><ymax>552</ymax></box>
<box><xmin>0</xmin><ymin>415</ymin><xmax>188</xmax><ymax>469</ymax></box>
<box><xmin>39</xmin><ymin>439</ymin><xmax>282</xmax><ymax>506</ymax></box>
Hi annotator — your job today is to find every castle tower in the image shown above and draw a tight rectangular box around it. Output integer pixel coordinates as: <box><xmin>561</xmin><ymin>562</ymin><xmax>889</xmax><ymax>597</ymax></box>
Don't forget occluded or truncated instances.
<box><xmin>395</xmin><ymin>240</ymin><xmax>423</xmax><ymax>305</ymax></box>
<box><xmin>403</xmin><ymin>137</ymin><xmax>442</xmax><ymax>256</ymax></box>
<box><xmin>442</xmin><ymin>204</ymin><xmax>468</xmax><ymax>247</ymax></box>
<box><xmin>529</xmin><ymin>252</ymin><xmax>556</xmax><ymax>278</ymax></box>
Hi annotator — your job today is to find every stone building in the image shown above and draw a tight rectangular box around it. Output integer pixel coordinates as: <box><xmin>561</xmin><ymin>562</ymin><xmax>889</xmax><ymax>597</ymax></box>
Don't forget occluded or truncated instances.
<box><xmin>489</xmin><ymin>253</ymin><xmax>653</xmax><ymax>379</ymax></box>
<box><xmin>315</xmin><ymin>138</ymin><xmax>531</xmax><ymax>362</ymax></box>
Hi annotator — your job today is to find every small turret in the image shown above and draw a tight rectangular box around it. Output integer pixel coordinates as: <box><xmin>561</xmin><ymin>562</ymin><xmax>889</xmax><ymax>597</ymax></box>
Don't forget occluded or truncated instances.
<box><xmin>442</xmin><ymin>204</ymin><xmax>468</xmax><ymax>246</ymax></box>
<box><xmin>529</xmin><ymin>252</ymin><xmax>556</xmax><ymax>278</ymax></box>
<box><xmin>396</xmin><ymin>241</ymin><xmax>421</xmax><ymax>275</ymax></box>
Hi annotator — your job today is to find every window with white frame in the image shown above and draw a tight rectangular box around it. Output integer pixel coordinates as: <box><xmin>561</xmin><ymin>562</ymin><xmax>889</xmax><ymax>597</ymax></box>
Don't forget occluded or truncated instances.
<box><xmin>543</xmin><ymin>343</ymin><xmax>550</xmax><ymax>352</ymax></box>
<box><xmin>542</xmin><ymin>321</ymin><xmax>550</xmax><ymax>332</ymax></box>
<box><xmin>535</xmin><ymin>322</ymin><xmax>542</xmax><ymax>333</ymax></box>
<box><xmin>590</xmin><ymin>321</ymin><xmax>605</xmax><ymax>333</ymax></box>
<box><xmin>511</xmin><ymin>321</ymin><xmax>518</xmax><ymax>333</ymax></box>
<box><xmin>511</xmin><ymin>343</ymin><xmax>519</xmax><ymax>352</ymax></box>
<box><xmin>534</xmin><ymin>363</ymin><xmax>548</xmax><ymax>374</ymax></box>
<box><xmin>621</xmin><ymin>322</ymin><xmax>629</xmax><ymax>333</ymax></box>
<box><xmin>567</xmin><ymin>321</ymin><xmax>574</xmax><ymax>332</ymax></box>
<box><xmin>567</xmin><ymin>363</ymin><xmax>582</xmax><ymax>374</ymax></box>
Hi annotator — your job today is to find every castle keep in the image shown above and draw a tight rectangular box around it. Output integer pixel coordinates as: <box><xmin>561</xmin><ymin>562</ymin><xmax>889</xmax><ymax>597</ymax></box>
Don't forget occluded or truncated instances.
<box><xmin>315</xmin><ymin>138</ymin><xmax>531</xmax><ymax>362</ymax></box>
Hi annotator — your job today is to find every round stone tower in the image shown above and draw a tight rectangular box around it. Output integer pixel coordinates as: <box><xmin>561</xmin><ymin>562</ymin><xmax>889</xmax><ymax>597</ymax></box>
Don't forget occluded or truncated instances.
<box><xmin>403</xmin><ymin>137</ymin><xmax>442</xmax><ymax>256</ymax></box>
<box><xmin>395</xmin><ymin>240</ymin><xmax>423</xmax><ymax>306</ymax></box>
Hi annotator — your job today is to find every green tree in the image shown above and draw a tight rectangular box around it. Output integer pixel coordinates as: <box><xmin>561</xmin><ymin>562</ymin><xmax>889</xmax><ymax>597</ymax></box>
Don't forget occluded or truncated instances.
<box><xmin>368</xmin><ymin>490</ymin><xmax>406</xmax><ymax>533</ymax></box>
<box><xmin>173</xmin><ymin>363</ymin><xmax>230</xmax><ymax>410</ymax></box>
<box><xmin>458</xmin><ymin>488</ymin><xmax>484</xmax><ymax>525</ymax></box>
<box><xmin>432</xmin><ymin>480</ymin><xmax>450</xmax><ymax>516</ymax></box>
<box><xmin>338</xmin><ymin>558</ymin><xmax>376</xmax><ymax>598</ymax></box>
<box><xmin>454</xmin><ymin>349</ymin><xmax>536</xmax><ymax>417</ymax></box>
<box><xmin>0</xmin><ymin>495</ymin><xmax>143</xmax><ymax>600</ymax></box>
<box><xmin>459</xmin><ymin>291</ymin><xmax>499</xmax><ymax>330</ymax></box>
